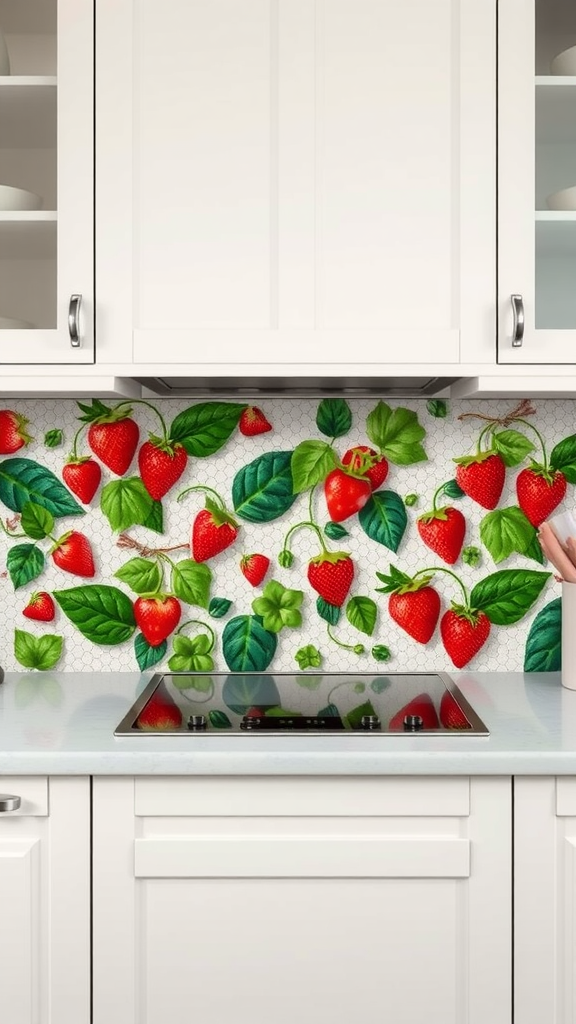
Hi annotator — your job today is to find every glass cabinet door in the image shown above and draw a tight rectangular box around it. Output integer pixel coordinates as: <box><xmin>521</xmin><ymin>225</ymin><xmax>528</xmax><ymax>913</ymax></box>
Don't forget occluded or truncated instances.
<box><xmin>0</xmin><ymin>0</ymin><xmax>93</xmax><ymax>364</ymax></box>
<box><xmin>499</xmin><ymin>0</ymin><xmax>576</xmax><ymax>363</ymax></box>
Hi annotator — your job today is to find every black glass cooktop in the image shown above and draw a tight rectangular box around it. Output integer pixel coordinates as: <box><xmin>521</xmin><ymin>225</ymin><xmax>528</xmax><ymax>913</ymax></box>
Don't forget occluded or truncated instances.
<box><xmin>114</xmin><ymin>672</ymin><xmax>489</xmax><ymax>736</ymax></box>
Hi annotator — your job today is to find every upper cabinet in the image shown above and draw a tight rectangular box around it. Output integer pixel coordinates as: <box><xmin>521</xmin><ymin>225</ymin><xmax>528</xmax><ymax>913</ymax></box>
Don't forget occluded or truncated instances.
<box><xmin>96</xmin><ymin>0</ymin><xmax>496</xmax><ymax>370</ymax></box>
<box><xmin>499</xmin><ymin>0</ymin><xmax>576</xmax><ymax>364</ymax></box>
<box><xmin>0</xmin><ymin>0</ymin><xmax>94</xmax><ymax>365</ymax></box>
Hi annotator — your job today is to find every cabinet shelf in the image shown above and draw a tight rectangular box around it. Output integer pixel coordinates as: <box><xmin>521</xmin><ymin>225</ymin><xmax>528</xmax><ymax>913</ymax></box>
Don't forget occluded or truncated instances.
<box><xmin>536</xmin><ymin>77</ymin><xmax>576</xmax><ymax>143</ymax></box>
<box><xmin>0</xmin><ymin>77</ymin><xmax>57</xmax><ymax>148</ymax></box>
<box><xmin>0</xmin><ymin>215</ymin><xmax>56</xmax><ymax>258</ymax></box>
<box><xmin>536</xmin><ymin>214</ymin><xmax>576</xmax><ymax>258</ymax></box>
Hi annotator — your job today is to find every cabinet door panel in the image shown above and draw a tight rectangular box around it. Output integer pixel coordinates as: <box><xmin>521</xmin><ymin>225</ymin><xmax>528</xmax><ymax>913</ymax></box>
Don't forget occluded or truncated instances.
<box><xmin>0</xmin><ymin>838</ymin><xmax>40</xmax><ymax>1024</ymax></box>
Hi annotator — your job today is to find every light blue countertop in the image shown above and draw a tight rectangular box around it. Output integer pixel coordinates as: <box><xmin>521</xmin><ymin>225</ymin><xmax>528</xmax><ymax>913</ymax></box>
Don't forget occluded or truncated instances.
<box><xmin>0</xmin><ymin>670</ymin><xmax>574</xmax><ymax>775</ymax></box>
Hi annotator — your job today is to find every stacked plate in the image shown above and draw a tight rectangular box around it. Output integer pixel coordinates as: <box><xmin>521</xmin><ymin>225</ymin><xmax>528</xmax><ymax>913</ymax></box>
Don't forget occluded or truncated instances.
<box><xmin>0</xmin><ymin>184</ymin><xmax>43</xmax><ymax>211</ymax></box>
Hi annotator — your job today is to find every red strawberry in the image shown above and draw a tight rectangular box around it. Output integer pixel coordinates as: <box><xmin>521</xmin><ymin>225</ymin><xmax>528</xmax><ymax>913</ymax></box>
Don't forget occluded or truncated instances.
<box><xmin>0</xmin><ymin>410</ymin><xmax>32</xmax><ymax>454</ymax></box>
<box><xmin>192</xmin><ymin>500</ymin><xmax>239</xmax><ymax>562</ymax></box>
<box><xmin>455</xmin><ymin>453</ymin><xmax>505</xmax><ymax>510</ymax></box>
<box><xmin>342</xmin><ymin>446</ymin><xmax>389</xmax><ymax>491</ymax></box>
<box><xmin>51</xmin><ymin>531</ymin><xmax>95</xmax><ymax>577</ymax></box>
<box><xmin>22</xmin><ymin>591</ymin><xmax>55</xmax><ymax>622</ymax></box>
<box><xmin>137</xmin><ymin>689</ymin><xmax>183</xmax><ymax>731</ymax></box>
<box><xmin>86</xmin><ymin>417</ymin><xmax>139</xmax><ymax>475</ymax></box>
<box><xmin>324</xmin><ymin>468</ymin><xmax>372</xmax><ymax>522</ymax></box>
<box><xmin>389</xmin><ymin>693</ymin><xmax>440</xmax><ymax>731</ymax></box>
<box><xmin>239</xmin><ymin>406</ymin><xmax>272</xmax><ymax>436</ymax></box>
<box><xmin>134</xmin><ymin>596</ymin><xmax>182</xmax><ymax>647</ymax></box>
<box><xmin>440</xmin><ymin>609</ymin><xmax>490</xmax><ymax>668</ymax></box>
<box><xmin>139</xmin><ymin>439</ymin><xmax>188</xmax><ymax>500</ymax></box>
<box><xmin>240</xmin><ymin>553</ymin><xmax>270</xmax><ymax>586</ymax></box>
<box><xmin>439</xmin><ymin>691</ymin><xmax>470</xmax><ymax>730</ymax></box>
<box><xmin>62</xmin><ymin>458</ymin><xmax>101</xmax><ymax>503</ymax></box>
<box><xmin>307</xmin><ymin>552</ymin><xmax>354</xmax><ymax>607</ymax></box>
<box><xmin>245</xmin><ymin>706</ymin><xmax>266</xmax><ymax>718</ymax></box>
<box><xmin>417</xmin><ymin>507</ymin><xmax>466</xmax><ymax>564</ymax></box>
<box><xmin>389</xmin><ymin>586</ymin><xmax>441</xmax><ymax>644</ymax></box>
<box><xmin>516</xmin><ymin>467</ymin><xmax>567</xmax><ymax>527</ymax></box>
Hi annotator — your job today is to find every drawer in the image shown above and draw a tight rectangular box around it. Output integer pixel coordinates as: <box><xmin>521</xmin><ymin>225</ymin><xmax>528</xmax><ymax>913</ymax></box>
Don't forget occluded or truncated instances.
<box><xmin>0</xmin><ymin>777</ymin><xmax>48</xmax><ymax>816</ymax></box>
<box><xmin>135</xmin><ymin>776</ymin><xmax>470</xmax><ymax>818</ymax></box>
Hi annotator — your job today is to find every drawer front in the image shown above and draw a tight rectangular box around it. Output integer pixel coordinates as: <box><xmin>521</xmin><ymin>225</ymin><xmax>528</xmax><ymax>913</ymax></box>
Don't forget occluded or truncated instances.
<box><xmin>135</xmin><ymin>776</ymin><xmax>470</xmax><ymax>818</ymax></box>
<box><xmin>0</xmin><ymin>777</ymin><xmax>48</xmax><ymax>816</ymax></box>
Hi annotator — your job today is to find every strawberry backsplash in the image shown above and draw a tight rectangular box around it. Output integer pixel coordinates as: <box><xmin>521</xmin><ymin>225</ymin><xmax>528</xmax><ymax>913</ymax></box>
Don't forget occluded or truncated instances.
<box><xmin>0</xmin><ymin>396</ymin><xmax>569</xmax><ymax>675</ymax></box>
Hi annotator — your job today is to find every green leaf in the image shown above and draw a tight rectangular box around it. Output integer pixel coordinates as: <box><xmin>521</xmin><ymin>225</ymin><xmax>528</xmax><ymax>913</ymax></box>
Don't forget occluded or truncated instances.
<box><xmin>492</xmin><ymin>429</ymin><xmax>534</xmax><ymax>468</ymax></box>
<box><xmin>426</xmin><ymin>399</ymin><xmax>448</xmax><ymax>418</ymax></box>
<box><xmin>443</xmin><ymin>479</ymin><xmax>465</xmax><ymax>499</ymax></box>
<box><xmin>100</xmin><ymin>478</ymin><xmax>154</xmax><ymax>533</ymax></box>
<box><xmin>7</xmin><ymin>544</ymin><xmax>45</xmax><ymax>589</ymax></box>
<box><xmin>295</xmin><ymin>672</ymin><xmax>324</xmax><ymax>689</ymax></box>
<box><xmin>209</xmin><ymin>710</ymin><xmax>232</xmax><ymax>729</ymax></box>
<box><xmin>143</xmin><ymin>499</ymin><xmax>163</xmax><ymax>534</ymax></box>
<box><xmin>291</xmin><ymin>441</ymin><xmax>337</xmax><ymax>493</ymax></box>
<box><xmin>370</xmin><ymin>674</ymin><xmax>391</xmax><ymax>689</ymax></box>
<box><xmin>232</xmin><ymin>451</ymin><xmax>297</xmax><ymax>523</ymax></box>
<box><xmin>316</xmin><ymin>596</ymin><xmax>341</xmax><ymax>625</ymax></box>
<box><xmin>222</xmin><ymin>670</ymin><xmax>281</xmax><ymax>714</ymax></box>
<box><xmin>54</xmin><ymin>585</ymin><xmax>136</xmax><ymax>645</ymax></box>
<box><xmin>295</xmin><ymin>645</ymin><xmax>322</xmax><ymax>670</ymax></box>
<box><xmin>480</xmin><ymin>506</ymin><xmax>536</xmax><ymax>564</ymax></box>
<box><xmin>20</xmin><ymin>501</ymin><xmax>54</xmax><ymax>540</ymax></box>
<box><xmin>358</xmin><ymin>491</ymin><xmax>407</xmax><ymax>553</ymax></box>
<box><xmin>550</xmin><ymin>434</ymin><xmax>576</xmax><ymax>482</ymax></box>
<box><xmin>365</xmin><ymin>402</ymin><xmax>427</xmax><ymax>465</ymax></box>
<box><xmin>524</xmin><ymin>598</ymin><xmax>562</xmax><ymax>672</ymax></box>
<box><xmin>345</xmin><ymin>700</ymin><xmax>377</xmax><ymax>730</ymax></box>
<box><xmin>134</xmin><ymin>633</ymin><xmax>167</xmax><ymax>671</ymax></box>
<box><xmin>171</xmin><ymin>559</ymin><xmax>211</xmax><ymax>608</ymax></box>
<box><xmin>346</xmin><ymin>596</ymin><xmax>377</xmax><ymax>636</ymax></box>
<box><xmin>316</xmin><ymin>398</ymin><xmax>352</xmax><ymax>438</ymax></box>
<box><xmin>324</xmin><ymin>521</ymin><xmax>348</xmax><ymax>540</ymax></box>
<box><xmin>14</xmin><ymin>630</ymin><xmax>63</xmax><ymax>671</ymax></box>
<box><xmin>0</xmin><ymin>457</ymin><xmax>83</xmax><ymax>518</ymax></box>
<box><xmin>168</xmin><ymin>635</ymin><xmax>215</xmax><ymax>673</ymax></box>
<box><xmin>115</xmin><ymin>557</ymin><xmax>163</xmax><ymax>596</ymax></box>
<box><xmin>524</xmin><ymin>532</ymin><xmax>545</xmax><ymax>565</ymax></box>
<box><xmin>209</xmin><ymin>597</ymin><xmax>233</xmax><ymax>619</ymax></box>
<box><xmin>222</xmin><ymin>615</ymin><xmax>278</xmax><ymax>673</ymax></box>
<box><xmin>470</xmin><ymin>569</ymin><xmax>551</xmax><ymax>625</ymax></box>
<box><xmin>44</xmin><ymin>429</ymin><xmax>63</xmax><ymax>448</ymax></box>
<box><xmin>252</xmin><ymin>580</ymin><xmax>303</xmax><ymax>633</ymax></box>
<box><xmin>170</xmin><ymin>402</ymin><xmax>246</xmax><ymax>456</ymax></box>
<box><xmin>318</xmin><ymin>703</ymin><xmax>340</xmax><ymax>718</ymax></box>
<box><xmin>462</xmin><ymin>546</ymin><xmax>482</xmax><ymax>567</ymax></box>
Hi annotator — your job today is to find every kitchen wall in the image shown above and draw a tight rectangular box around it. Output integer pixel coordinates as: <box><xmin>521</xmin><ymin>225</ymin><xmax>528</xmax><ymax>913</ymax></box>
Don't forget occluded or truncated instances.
<box><xmin>0</xmin><ymin>396</ymin><xmax>569</xmax><ymax>674</ymax></box>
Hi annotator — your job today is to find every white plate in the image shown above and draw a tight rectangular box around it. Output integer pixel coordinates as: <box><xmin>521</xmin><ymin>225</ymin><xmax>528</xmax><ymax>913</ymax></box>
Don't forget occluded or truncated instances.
<box><xmin>0</xmin><ymin>184</ymin><xmax>43</xmax><ymax>211</ymax></box>
<box><xmin>0</xmin><ymin>316</ymin><xmax>34</xmax><ymax>329</ymax></box>
<box><xmin>551</xmin><ymin>45</ymin><xmax>576</xmax><ymax>76</ymax></box>
<box><xmin>547</xmin><ymin>185</ymin><xmax>576</xmax><ymax>211</ymax></box>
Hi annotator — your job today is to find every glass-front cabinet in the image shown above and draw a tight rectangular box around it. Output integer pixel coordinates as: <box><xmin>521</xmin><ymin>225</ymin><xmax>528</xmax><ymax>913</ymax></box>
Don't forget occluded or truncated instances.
<box><xmin>0</xmin><ymin>0</ymin><xmax>93</xmax><ymax>364</ymax></box>
<box><xmin>500</xmin><ymin>0</ymin><xmax>576</xmax><ymax>363</ymax></box>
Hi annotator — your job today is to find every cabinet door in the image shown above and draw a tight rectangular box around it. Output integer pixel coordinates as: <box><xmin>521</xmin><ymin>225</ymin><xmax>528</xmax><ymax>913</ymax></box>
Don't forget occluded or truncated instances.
<box><xmin>97</xmin><ymin>0</ymin><xmax>495</xmax><ymax>370</ymax></box>
<box><xmin>93</xmin><ymin>776</ymin><xmax>511</xmax><ymax>1024</ymax></box>
<box><xmin>0</xmin><ymin>776</ymin><xmax>90</xmax><ymax>1024</ymax></box>
<box><xmin>499</xmin><ymin>0</ymin><xmax>576</xmax><ymax>364</ymax></box>
<box><xmin>0</xmin><ymin>0</ymin><xmax>94</xmax><ymax>365</ymax></box>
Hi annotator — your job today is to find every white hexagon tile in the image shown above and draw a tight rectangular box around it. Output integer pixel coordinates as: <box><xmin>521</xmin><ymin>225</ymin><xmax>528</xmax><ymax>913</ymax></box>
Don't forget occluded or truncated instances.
<box><xmin>0</xmin><ymin>395</ymin><xmax>570</xmax><ymax>675</ymax></box>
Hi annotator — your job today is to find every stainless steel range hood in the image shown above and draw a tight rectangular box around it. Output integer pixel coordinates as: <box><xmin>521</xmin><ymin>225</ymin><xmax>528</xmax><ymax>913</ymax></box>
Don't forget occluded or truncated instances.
<box><xmin>136</xmin><ymin>375</ymin><xmax>457</xmax><ymax>398</ymax></box>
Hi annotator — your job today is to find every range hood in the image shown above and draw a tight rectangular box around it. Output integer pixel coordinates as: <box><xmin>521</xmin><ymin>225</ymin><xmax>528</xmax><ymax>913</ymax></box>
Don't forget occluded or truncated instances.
<box><xmin>136</xmin><ymin>375</ymin><xmax>457</xmax><ymax>398</ymax></box>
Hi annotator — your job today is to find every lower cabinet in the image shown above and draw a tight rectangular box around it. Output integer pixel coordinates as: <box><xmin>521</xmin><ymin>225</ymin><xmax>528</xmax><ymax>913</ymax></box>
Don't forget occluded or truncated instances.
<box><xmin>0</xmin><ymin>776</ymin><xmax>90</xmax><ymax>1024</ymax></box>
<box><xmin>93</xmin><ymin>775</ymin><xmax>511</xmax><ymax>1024</ymax></box>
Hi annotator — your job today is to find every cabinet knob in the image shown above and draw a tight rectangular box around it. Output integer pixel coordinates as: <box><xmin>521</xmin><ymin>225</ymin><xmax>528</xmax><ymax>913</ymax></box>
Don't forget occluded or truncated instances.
<box><xmin>511</xmin><ymin>294</ymin><xmax>524</xmax><ymax>347</ymax></box>
<box><xmin>68</xmin><ymin>294</ymin><xmax>82</xmax><ymax>347</ymax></box>
<box><xmin>0</xmin><ymin>794</ymin><xmax>21</xmax><ymax>812</ymax></box>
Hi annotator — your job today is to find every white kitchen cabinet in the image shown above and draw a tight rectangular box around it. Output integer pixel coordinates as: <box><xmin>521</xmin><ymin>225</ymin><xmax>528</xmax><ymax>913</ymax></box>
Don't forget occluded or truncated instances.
<box><xmin>0</xmin><ymin>776</ymin><xmax>90</xmax><ymax>1024</ymax></box>
<box><xmin>499</xmin><ymin>0</ymin><xmax>576</xmax><ymax>364</ymax></box>
<box><xmin>96</xmin><ymin>0</ymin><xmax>496</xmax><ymax>371</ymax></box>
<box><xmin>0</xmin><ymin>0</ymin><xmax>94</xmax><ymax>365</ymax></box>
<box><xmin>93</xmin><ymin>775</ymin><xmax>511</xmax><ymax>1024</ymax></box>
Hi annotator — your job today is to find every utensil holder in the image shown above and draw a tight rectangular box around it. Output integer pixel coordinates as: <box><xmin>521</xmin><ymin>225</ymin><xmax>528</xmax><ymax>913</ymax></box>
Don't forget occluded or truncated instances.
<box><xmin>562</xmin><ymin>582</ymin><xmax>576</xmax><ymax>689</ymax></box>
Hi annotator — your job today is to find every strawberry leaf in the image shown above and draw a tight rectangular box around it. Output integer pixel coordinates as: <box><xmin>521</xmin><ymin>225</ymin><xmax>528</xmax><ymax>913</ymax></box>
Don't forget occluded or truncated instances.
<box><xmin>426</xmin><ymin>399</ymin><xmax>448</xmax><ymax>418</ymax></box>
<box><xmin>345</xmin><ymin>701</ymin><xmax>377</xmax><ymax>730</ymax></box>
<box><xmin>550</xmin><ymin>434</ymin><xmax>576</xmax><ymax>482</ymax></box>
<box><xmin>232</xmin><ymin>451</ymin><xmax>297</xmax><ymax>523</ymax></box>
<box><xmin>366</xmin><ymin>402</ymin><xmax>427</xmax><ymax>465</ymax></box>
<box><xmin>443</xmin><ymin>479</ymin><xmax>465</xmax><ymax>499</ymax></box>
<box><xmin>359</xmin><ymin>491</ymin><xmax>407</xmax><ymax>553</ymax></box>
<box><xmin>54</xmin><ymin>585</ymin><xmax>136</xmax><ymax>645</ymax></box>
<box><xmin>324</xmin><ymin>521</ymin><xmax>348</xmax><ymax>540</ymax></box>
<box><xmin>100</xmin><ymin>478</ymin><xmax>153</xmax><ymax>532</ymax></box>
<box><xmin>170</xmin><ymin>402</ymin><xmax>246</xmax><ymax>456</ymax></box>
<box><xmin>7</xmin><ymin>543</ymin><xmax>45</xmax><ymax>589</ymax></box>
<box><xmin>14</xmin><ymin>629</ymin><xmax>63</xmax><ymax>671</ymax></box>
<box><xmin>252</xmin><ymin>580</ymin><xmax>303</xmax><ymax>633</ymax></box>
<box><xmin>316</xmin><ymin>596</ymin><xmax>341</xmax><ymax>625</ymax></box>
<box><xmin>524</xmin><ymin>598</ymin><xmax>561</xmax><ymax>671</ymax></box>
<box><xmin>470</xmin><ymin>569</ymin><xmax>551</xmax><ymax>625</ymax></box>
<box><xmin>20</xmin><ymin>501</ymin><xmax>54</xmax><ymax>540</ymax></box>
<box><xmin>143</xmin><ymin>499</ymin><xmax>163</xmax><ymax>534</ymax></box>
<box><xmin>221</xmin><ymin>624</ymin><xmax>279</xmax><ymax>685</ymax></box>
<box><xmin>134</xmin><ymin>633</ymin><xmax>167</xmax><ymax>671</ymax></box>
<box><xmin>346</xmin><ymin>596</ymin><xmax>377</xmax><ymax>636</ymax></box>
<box><xmin>492</xmin><ymin>429</ymin><xmax>534</xmax><ymax>467</ymax></box>
<box><xmin>208</xmin><ymin>710</ymin><xmax>232</xmax><ymax>729</ymax></box>
<box><xmin>209</xmin><ymin>597</ymin><xmax>232</xmax><ymax>619</ymax></box>
<box><xmin>44</xmin><ymin>429</ymin><xmax>63</xmax><ymax>448</ymax></box>
<box><xmin>115</xmin><ymin>557</ymin><xmax>163</xmax><ymax>596</ymax></box>
<box><xmin>291</xmin><ymin>441</ymin><xmax>338</xmax><ymax>493</ymax></box>
<box><xmin>524</xmin><ymin>532</ymin><xmax>545</xmax><ymax>565</ymax></box>
<box><xmin>295</xmin><ymin>645</ymin><xmax>323</xmax><ymax>670</ymax></box>
<box><xmin>316</xmin><ymin>399</ymin><xmax>352</xmax><ymax>438</ymax></box>
<box><xmin>0</xmin><ymin>457</ymin><xmax>84</xmax><ymax>518</ymax></box>
<box><xmin>479</xmin><ymin>506</ymin><xmax>536</xmax><ymax>564</ymax></box>
<box><xmin>170</xmin><ymin>559</ymin><xmax>211</xmax><ymax>608</ymax></box>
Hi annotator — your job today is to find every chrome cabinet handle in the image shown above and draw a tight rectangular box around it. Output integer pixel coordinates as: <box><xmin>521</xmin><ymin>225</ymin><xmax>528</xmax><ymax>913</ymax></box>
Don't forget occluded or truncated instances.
<box><xmin>0</xmin><ymin>794</ymin><xmax>21</xmax><ymax>812</ymax></box>
<box><xmin>511</xmin><ymin>294</ymin><xmax>524</xmax><ymax>347</ymax></box>
<box><xmin>68</xmin><ymin>294</ymin><xmax>82</xmax><ymax>348</ymax></box>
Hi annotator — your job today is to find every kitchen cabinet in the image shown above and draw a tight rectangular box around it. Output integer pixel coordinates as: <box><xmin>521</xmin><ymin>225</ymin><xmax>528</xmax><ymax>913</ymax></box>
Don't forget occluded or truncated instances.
<box><xmin>93</xmin><ymin>775</ymin><xmax>511</xmax><ymax>1024</ymax></box>
<box><xmin>96</xmin><ymin>0</ymin><xmax>496</xmax><ymax>371</ymax></box>
<box><xmin>0</xmin><ymin>0</ymin><xmax>94</xmax><ymax>365</ymax></box>
<box><xmin>499</xmin><ymin>0</ymin><xmax>576</xmax><ymax>364</ymax></box>
<box><xmin>0</xmin><ymin>776</ymin><xmax>90</xmax><ymax>1024</ymax></box>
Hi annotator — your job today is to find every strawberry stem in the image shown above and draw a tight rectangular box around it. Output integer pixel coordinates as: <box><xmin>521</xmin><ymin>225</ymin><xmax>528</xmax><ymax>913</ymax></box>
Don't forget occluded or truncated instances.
<box><xmin>282</xmin><ymin>521</ymin><xmax>328</xmax><ymax>557</ymax></box>
<box><xmin>514</xmin><ymin>418</ymin><xmax>548</xmax><ymax>470</ymax></box>
<box><xmin>0</xmin><ymin>518</ymin><xmax>26</xmax><ymax>539</ymax></box>
<box><xmin>327</xmin><ymin>678</ymin><xmax>366</xmax><ymax>702</ymax></box>
<box><xmin>413</xmin><ymin>565</ymin><xmax>470</xmax><ymax>608</ymax></box>
<box><xmin>115</xmin><ymin>398</ymin><xmax>169</xmax><ymax>443</ymax></box>
<box><xmin>175</xmin><ymin>618</ymin><xmax>216</xmax><ymax>653</ymax></box>
<box><xmin>177</xmin><ymin>485</ymin><xmax>228</xmax><ymax>511</ymax></box>
<box><xmin>476</xmin><ymin>422</ymin><xmax>496</xmax><ymax>456</ymax></box>
<box><xmin>431</xmin><ymin>481</ymin><xmax>450</xmax><ymax>513</ymax></box>
<box><xmin>326</xmin><ymin>623</ymin><xmax>364</xmax><ymax>655</ymax></box>
<box><xmin>70</xmin><ymin>424</ymin><xmax>87</xmax><ymax>460</ymax></box>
